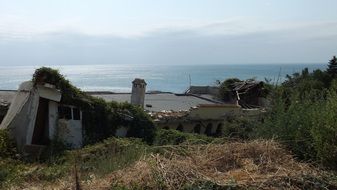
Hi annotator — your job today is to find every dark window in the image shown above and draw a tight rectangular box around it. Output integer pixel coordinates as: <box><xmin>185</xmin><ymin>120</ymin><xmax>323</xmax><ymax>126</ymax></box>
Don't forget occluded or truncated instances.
<box><xmin>205</xmin><ymin>123</ymin><xmax>213</xmax><ymax>136</ymax></box>
<box><xmin>194</xmin><ymin>124</ymin><xmax>201</xmax><ymax>134</ymax></box>
<box><xmin>216</xmin><ymin>123</ymin><xmax>223</xmax><ymax>137</ymax></box>
<box><xmin>58</xmin><ymin>106</ymin><xmax>72</xmax><ymax>120</ymax></box>
<box><xmin>72</xmin><ymin>108</ymin><xmax>81</xmax><ymax>120</ymax></box>
<box><xmin>176</xmin><ymin>124</ymin><xmax>184</xmax><ymax>132</ymax></box>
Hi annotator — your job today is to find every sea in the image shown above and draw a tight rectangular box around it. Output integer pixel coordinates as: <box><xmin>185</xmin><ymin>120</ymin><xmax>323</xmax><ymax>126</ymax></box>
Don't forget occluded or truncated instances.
<box><xmin>0</xmin><ymin>64</ymin><xmax>326</xmax><ymax>93</ymax></box>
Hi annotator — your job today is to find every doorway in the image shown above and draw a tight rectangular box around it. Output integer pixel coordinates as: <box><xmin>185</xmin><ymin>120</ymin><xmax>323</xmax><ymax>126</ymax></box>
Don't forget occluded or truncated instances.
<box><xmin>32</xmin><ymin>98</ymin><xmax>49</xmax><ymax>145</ymax></box>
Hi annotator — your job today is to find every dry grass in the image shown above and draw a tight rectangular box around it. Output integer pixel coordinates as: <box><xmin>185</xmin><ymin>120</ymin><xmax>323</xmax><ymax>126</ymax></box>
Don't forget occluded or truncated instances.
<box><xmin>11</xmin><ymin>140</ymin><xmax>337</xmax><ymax>189</ymax></box>
<box><xmin>84</xmin><ymin>140</ymin><xmax>336</xmax><ymax>189</ymax></box>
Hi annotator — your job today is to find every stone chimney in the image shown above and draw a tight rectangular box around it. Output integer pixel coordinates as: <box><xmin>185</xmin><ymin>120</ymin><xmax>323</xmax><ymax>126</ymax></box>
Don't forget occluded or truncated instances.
<box><xmin>131</xmin><ymin>78</ymin><xmax>146</xmax><ymax>108</ymax></box>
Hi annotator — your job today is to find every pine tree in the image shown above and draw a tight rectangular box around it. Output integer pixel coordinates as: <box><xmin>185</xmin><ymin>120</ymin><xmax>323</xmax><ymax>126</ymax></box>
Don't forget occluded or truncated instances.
<box><xmin>327</xmin><ymin>56</ymin><xmax>337</xmax><ymax>77</ymax></box>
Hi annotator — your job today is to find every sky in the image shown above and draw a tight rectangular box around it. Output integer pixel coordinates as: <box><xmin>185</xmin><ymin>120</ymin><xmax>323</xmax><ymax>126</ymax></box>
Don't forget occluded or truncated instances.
<box><xmin>0</xmin><ymin>0</ymin><xmax>336</xmax><ymax>65</ymax></box>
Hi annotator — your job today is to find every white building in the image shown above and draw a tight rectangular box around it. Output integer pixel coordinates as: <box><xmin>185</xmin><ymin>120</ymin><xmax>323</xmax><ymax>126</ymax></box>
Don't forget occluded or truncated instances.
<box><xmin>0</xmin><ymin>81</ymin><xmax>83</xmax><ymax>152</ymax></box>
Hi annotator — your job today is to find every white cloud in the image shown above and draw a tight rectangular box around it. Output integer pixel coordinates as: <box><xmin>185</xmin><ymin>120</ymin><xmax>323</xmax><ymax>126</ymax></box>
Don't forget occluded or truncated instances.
<box><xmin>0</xmin><ymin>12</ymin><xmax>336</xmax><ymax>43</ymax></box>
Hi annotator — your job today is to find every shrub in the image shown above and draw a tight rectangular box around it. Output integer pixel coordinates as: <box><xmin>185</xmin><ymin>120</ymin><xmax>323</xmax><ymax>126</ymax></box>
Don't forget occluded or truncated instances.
<box><xmin>218</xmin><ymin>78</ymin><xmax>241</xmax><ymax>101</ymax></box>
<box><xmin>310</xmin><ymin>82</ymin><xmax>337</xmax><ymax>168</ymax></box>
<box><xmin>0</xmin><ymin>129</ymin><xmax>16</xmax><ymax>158</ymax></box>
<box><xmin>254</xmin><ymin>63</ymin><xmax>337</xmax><ymax>169</ymax></box>
<box><xmin>222</xmin><ymin>116</ymin><xmax>257</xmax><ymax>140</ymax></box>
<box><xmin>153</xmin><ymin>129</ymin><xmax>213</xmax><ymax>146</ymax></box>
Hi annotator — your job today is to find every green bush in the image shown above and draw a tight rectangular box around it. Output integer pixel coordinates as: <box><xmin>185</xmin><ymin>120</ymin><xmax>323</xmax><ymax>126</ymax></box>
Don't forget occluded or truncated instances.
<box><xmin>256</xmin><ymin>90</ymin><xmax>317</xmax><ymax>160</ymax></box>
<box><xmin>0</xmin><ymin>129</ymin><xmax>16</xmax><ymax>158</ymax></box>
<box><xmin>310</xmin><ymin>83</ymin><xmax>337</xmax><ymax>168</ymax></box>
<box><xmin>222</xmin><ymin>116</ymin><xmax>257</xmax><ymax>140</ymax></box>
<box><xmin>0</xmin><ymin>159</ymin><xmax>25</xmax><ymax>187</ymax></box>
<box><xmin>254</xmin><ymin>61</ymin><xmax>337</xmax><ymax>169</ymax></box>
<box><xmin>153</xmin><ymin>129</ymin><xmax>213</xmax><ymax>146</ymax></box>
<box><xmin>218</xmin><ymin>78</ymin><xmax>241</xmax><ymax>101</ymax></box>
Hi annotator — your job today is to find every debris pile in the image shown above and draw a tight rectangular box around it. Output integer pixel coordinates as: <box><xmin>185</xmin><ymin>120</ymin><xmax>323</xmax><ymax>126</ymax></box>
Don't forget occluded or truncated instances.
<box><xmin>0</xmin><ymin>97</ymin><xmax>10</xmax><ymax>109</ymax></box>
<box><xmin>149</xmin><ymin>110</ymin><xmax>189</xmax><ymax>122</ymax></box>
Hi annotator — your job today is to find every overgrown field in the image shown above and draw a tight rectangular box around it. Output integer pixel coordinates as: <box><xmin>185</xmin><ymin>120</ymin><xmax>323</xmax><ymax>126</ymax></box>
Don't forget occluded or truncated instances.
<box><xmin>2</xmin><ymin>61</ymin><xmax>337</xmax><ymax>189</ymax></box>
<box><xmin>1</xmin><ymin>130</ymin><xmax>336</xmax><ymax>190</ymax></box>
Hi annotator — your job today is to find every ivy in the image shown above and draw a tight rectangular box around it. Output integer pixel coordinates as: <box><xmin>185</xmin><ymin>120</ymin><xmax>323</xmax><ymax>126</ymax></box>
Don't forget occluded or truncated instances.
<box><xmin>32</xmin><ymin>67</ymin><xmax>156</xmax><ymax>145</ymax></box>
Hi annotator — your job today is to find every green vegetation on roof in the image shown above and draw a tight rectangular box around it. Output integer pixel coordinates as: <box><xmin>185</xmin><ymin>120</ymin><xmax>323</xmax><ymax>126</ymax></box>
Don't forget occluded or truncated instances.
<box><xmin>32</xmin><ymin>67</ymin><xmax>156</xmax><ymax>145</ymax></box>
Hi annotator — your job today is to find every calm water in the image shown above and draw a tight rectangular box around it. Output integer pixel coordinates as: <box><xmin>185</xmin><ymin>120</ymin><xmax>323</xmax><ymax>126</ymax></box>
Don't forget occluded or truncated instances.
<box><xmin>0</xmin><ymin>64</ymin><xmax>326</xmax><ymax>93</ymax></box>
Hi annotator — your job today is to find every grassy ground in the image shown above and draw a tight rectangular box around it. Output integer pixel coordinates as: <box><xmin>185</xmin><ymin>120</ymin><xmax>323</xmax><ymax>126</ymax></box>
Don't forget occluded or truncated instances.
<box><xmin>1</xmin><ymin>130</ymin><xmax>337</xmax><ymax>189</ymax></box>
<box><xmin>0</xmin><ymin>138</ymin><xmax>148</xmax><ymax>189</ymax></box>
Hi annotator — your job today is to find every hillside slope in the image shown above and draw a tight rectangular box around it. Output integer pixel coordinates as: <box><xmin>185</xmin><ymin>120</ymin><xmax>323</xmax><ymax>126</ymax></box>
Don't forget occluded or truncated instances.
<box><xmin>8</xmin><ymin>139</ymin><xmax>336</xmax><ymax>190</ymax></box>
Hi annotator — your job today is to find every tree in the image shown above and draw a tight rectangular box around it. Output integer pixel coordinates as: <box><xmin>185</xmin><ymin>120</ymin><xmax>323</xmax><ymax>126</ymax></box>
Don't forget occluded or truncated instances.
<box><xmin>218</xmin><ymin>78</ymin><xmax>241</xmax><ymax>102</ymax></box>
<box><xmin>327</xmin><ymin>56</ymin><xmax>337</xmax><ymax>77</ymax></box>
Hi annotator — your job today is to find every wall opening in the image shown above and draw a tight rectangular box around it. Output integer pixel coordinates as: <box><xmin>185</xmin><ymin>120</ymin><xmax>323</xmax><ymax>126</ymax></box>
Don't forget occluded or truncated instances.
<box><xmin>193</xmin><ymin>124</ymin><xmax>201</xmax><ymax>134</ymax></box>
<box><xmin>58</xmin><ymin>106</ymin><xmax>72</xmax><ymax>120</ymax></box>
<box><xmin>215</xmin><ymin>123</ymin><xmax>223</xmax><ymax>136</ymax></box>
<box><xmin>176</xmin><ymin>123</ymin><xmax>184</xmax><ymax>132</ymax></box>
<box><xmin>32</xmin><ymin>98</ymin><xmax>49</xmax><ymax>145</ymax></box>
<box><xmin>205</xmin><ymin>123</ymin><xmax>213</xmax><ymax>136</ymax></box>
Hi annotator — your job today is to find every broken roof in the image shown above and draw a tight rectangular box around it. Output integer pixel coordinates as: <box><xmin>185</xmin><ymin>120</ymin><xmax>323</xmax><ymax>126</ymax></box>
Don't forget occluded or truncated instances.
<box><xmin>232</xmin><ymin>80</ymin><xmax>263</xmax><ymax>92</ymax></box>
<box><xmin>0</xmin><ymin>81</ymin><xmax>62</xmax><ymax>130</ymax></box>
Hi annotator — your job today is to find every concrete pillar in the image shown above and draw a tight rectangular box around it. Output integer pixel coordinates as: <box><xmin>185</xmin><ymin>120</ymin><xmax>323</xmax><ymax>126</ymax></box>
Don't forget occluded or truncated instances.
<box><xmin>131</xmin><ymin>78</ymin><xmax>146</xmax><ymax>108</ymax></box>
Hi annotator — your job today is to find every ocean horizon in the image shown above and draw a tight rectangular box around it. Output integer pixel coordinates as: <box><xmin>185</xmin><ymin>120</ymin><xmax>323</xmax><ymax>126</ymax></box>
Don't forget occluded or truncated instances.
<box><xmin>0</xmin><ymin>63</ymin><xmax>326</xmax><ymax>93</ymax></box>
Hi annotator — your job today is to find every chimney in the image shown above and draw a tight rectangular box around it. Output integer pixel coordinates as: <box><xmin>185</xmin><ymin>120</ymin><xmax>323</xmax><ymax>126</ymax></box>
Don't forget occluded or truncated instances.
<box><xmin>131</xmin><ymin>78</ymin><xmax>146</xmax><ymax>108</ymax></box>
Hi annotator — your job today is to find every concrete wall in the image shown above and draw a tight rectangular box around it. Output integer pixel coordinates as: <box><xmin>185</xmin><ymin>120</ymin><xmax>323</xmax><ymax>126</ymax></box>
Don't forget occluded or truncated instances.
<box><xmin>24</xmin><ymin>90</ymin><xmax>40</xmax><ymax>146</ymax></box>
<box><xmin>48</xmin><ymin>101</ymin><xmax>58</xmax><ymax>139</ymax></box>
<box><xmin>156</xmin><ymin>120</ymin><xmax>223</xmax><ymax>136</ymax></box>
<box><xmin>131</xmin><ymin>82</ymin><xmax>146</xmax><ymax>107</ymax></box>
<box><xmin>57</xmin><ymin>105</ymin><xmax>83</xmax><ymax>148</ymax></box>
<box><xmin>188</xmin><ymin>106</ymin><xmax>241</xmax><ymax>120</ymax></box>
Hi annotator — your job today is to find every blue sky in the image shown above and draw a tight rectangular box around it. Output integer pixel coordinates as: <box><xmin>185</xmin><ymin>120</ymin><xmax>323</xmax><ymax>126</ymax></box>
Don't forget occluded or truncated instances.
<box><xmin>0</xmin><ymin>0</ymin><xmax>336</xmax><ymax>65</ymax></box>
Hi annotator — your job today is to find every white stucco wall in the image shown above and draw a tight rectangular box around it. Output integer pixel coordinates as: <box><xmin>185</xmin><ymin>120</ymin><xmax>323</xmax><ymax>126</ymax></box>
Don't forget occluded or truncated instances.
<box><xmin>57</xmin><ymin>106</ymin><xmax>83</xmax><ymax>148</ymax></box>
<box><xmin>25</xmin><ymin>89</ymin><xmax>40</xmax><ymax>145</ymax></box>
<box><xmin>48</xmin><ymin>101</ymin><xmax>58</xmax><ymax>139</ymax></box>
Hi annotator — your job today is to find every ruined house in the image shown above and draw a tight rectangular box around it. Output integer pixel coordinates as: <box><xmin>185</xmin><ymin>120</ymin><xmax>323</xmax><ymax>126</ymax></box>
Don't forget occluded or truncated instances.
<box><xmin>0</xmin><ymin>81</ymin><xmax>83</xmax><ymax>152</ymax></box>
<box><xmin>94</xmin><ymin>79</ymin><xmax>242</xmax><ymax>136</ymax></box>
<box><xmin>0</xmin><ymin>76</ymin><xmax>260</xmax><ymax>146</ymax></box>
<box><xmin>232</xmin><ymin>80</ymin><xmax>269</xmax><ymax>108</ymax></box>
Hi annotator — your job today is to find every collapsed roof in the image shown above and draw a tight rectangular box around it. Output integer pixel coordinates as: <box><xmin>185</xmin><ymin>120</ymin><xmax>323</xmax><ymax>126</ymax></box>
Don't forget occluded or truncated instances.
<box><xmin>232</xmin><ymin>80</ymin><xmax>264</xmax><ymax>94</ymax></box>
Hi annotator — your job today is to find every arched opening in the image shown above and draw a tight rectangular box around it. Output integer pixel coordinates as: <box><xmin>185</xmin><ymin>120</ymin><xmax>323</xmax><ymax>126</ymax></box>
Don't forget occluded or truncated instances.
<box><xmin>215</xmin><ymin>123</ymin><xmax>223</xmax><ymax>136</ymax></box>
<box><xmin>205</xmin><ymin>123</ymin><xmax>213</xmax><ymax>136</ymax></box>
<box><xmin>176</xmin><ymin>124</ymin><xmax>184</xmax><ymax>132</ymax></box>
<box><xmin>193</xmin><ymin>124</ymin><xmax>201</xmax><ymax>134</ymax></box>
